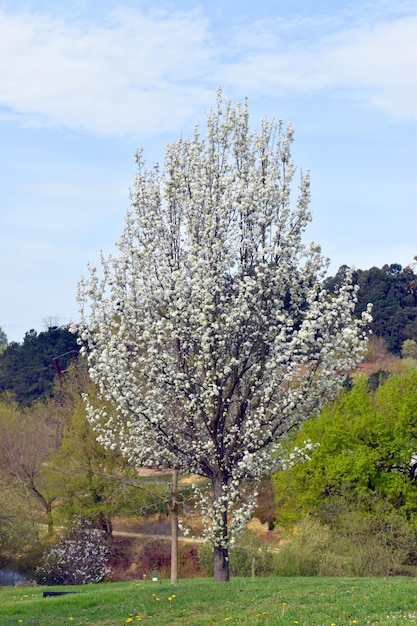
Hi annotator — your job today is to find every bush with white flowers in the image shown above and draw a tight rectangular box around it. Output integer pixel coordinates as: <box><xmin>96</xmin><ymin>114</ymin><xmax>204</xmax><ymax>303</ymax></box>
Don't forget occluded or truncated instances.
<box><xmin>36</xmin><ymin>519</ymin><xmax>112</xmax><ymax>585</ymax></box>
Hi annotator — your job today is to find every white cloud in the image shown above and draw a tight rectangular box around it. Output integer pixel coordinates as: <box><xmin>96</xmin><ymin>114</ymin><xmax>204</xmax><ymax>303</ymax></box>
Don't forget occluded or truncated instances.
<box><xmin>0</xmin><ymin>8</ymin><xmax>216</xmax><ymax>136</ymax></box>
<box><xmin>0</xmin><ymin>5</ymin><xmax>415</xmax><ymax>138</ymax></box>
<box><xmin>317</xmin><ymin>17</ymin><xmax>416</xmax><ymax>120</ymax></box>
<box><xmin>222</xmin><ymin>15</ymin><xmax>417</xmax><ymax>121</ymax></box>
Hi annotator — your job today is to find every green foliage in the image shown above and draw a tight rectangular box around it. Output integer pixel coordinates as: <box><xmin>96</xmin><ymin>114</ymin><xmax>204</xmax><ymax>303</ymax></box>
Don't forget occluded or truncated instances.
<box><xmin>273</xmin><ymin>369</ymin><xmax>417</xmax><ymax>526</ymax></box>
<box><xmin>0</xmin><ymin>326</ymin><xmax>7</xmax><ymax>351</ymax></box>
<box><xmin>47</xmin><ymin>361</ymin><xmax>177</xmax><ymax>532</ymax></box>
<box><xmin>0</xmin><ymin>395</ymin><xmax>65</xmax><ymax>568</ymax></box>
<box><xmin>0</xmin><ymin>326</ymin><xmax>79</xmax><ymax>405</ymax></box>
<box><xmin>0</xmin><ymin>396</ymin><xmax>62</xmax><ymax>535</ymax></box>
<box><xmin>0</xmin><ymin>358</ymin><xmax>178</xmax><ymax>571</ymax></box>
<box><xmin>402</xmin><ymin>339</ymin><xmax>417</xmax><ymax>359</ymax></box>
<box><xmin>367</xmin><ymin>369</ymin><xmax>390</xmax><ymax>391</ymax></box>
<box><xmin>0</xmin><ymin>483</ymin><xmax>41</xmax><ymax>567</ymax></box>
<box><xmin>273</xmin><ymin>518</ymin><xmax>331</xmax><ymax>576</ymax></box>
<box><xmin>48</xmin><ymin>398</ymin><xmax>124</xmax><ymax>532</ymax></box>
<box><xmin>319</xmin><ymin>498</ymin><xmax>416</xmax><ymax>576</ymax></box>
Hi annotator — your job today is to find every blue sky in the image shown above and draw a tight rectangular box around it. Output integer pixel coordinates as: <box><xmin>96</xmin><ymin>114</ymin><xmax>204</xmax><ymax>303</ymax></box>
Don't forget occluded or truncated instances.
<box><xmin>0</xmin><ymin>0</ymin><xmax>416</xmax><ymax>343</ymax></box>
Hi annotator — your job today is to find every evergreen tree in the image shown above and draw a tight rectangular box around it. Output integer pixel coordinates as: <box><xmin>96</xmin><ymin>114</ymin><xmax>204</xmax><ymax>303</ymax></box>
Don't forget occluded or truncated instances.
<box><xmin>0</xmin><ymin>326</ymin><xmax>79</xmax><ymax>405</ymax></box>
<box><xmin>326</xmin><ymin>263</ymin><xmax>417</xmax><ymax>354</ymax></box>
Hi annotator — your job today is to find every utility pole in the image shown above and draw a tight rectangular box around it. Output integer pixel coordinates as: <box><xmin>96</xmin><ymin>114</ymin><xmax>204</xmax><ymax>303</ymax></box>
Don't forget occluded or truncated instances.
<box><xmin>170</xmin><ymin>469</ymin><xmax>179</xmax><ymax>584</ymax></box>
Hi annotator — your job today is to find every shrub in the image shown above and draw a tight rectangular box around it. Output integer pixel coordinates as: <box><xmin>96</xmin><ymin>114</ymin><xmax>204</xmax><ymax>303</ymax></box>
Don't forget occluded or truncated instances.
<box><xmin>0</xmin><ymin>484</ymin><xmax>41</xmax><ymax>568</ymax></box>
<box><xmin>401</xmin><ymin>339</ymin><xmax>417</xmax><ymax>359</ymax></box>
<box><xmin>273</xmin><ymin>518</ymin><xmax>331</xmax><ymax>576</ymax></box>
<box><xmin>273</xmin><ymin>504</ymin><xmax>416</xmax><ymax>577</ymax></box>
<box><xmin>139</xmin><ymin>539</ymin><xmax>172</xmax><ymax>578</ymax></box>
<box><xmin>111</xmin><ymin>536</ymin><xmax>203</xmax><ymax>581</ymax></box>
<box><xmin>199</xmin><ymin>530</ymin><xmax>275</xmax><ymax>577</ymax></box>
<box><xmin>36</xmin><ymin>518</ymin><xmax>112</xmax><ymax>585</ymax></box>
<box><xmin>319</xmin><ymin>504</ymin><xmax>415</xmax><ymax>576</ymax></box>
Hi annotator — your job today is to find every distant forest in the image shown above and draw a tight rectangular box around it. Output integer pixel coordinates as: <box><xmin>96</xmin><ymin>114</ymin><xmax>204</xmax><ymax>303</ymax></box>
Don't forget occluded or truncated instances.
<box><xmin>325</xmin><ymin>262</ymin><xmax>417</xmax><ymax>354</ymax></box>
<box><xmin>0</xmin><ymin>262</ymin><xmax>416</xmax><ymax>406</ymax></box>
<box><xmin>0</xmin><ymin>326</ymin><xmax>79</xmax><ymax>406</ymax></box>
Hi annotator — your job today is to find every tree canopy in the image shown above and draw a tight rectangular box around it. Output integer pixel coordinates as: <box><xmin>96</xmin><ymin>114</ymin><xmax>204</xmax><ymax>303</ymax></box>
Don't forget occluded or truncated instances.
<box><xmin>273</xmin><ymin>369</ymin><xmax>417</xmax><ymax>527</ymax></box>
<box><xmin>0</xmin><ymin>326</ymin><xmax>79</xmax><ymax>405</ymax></box>
<box><xmin>0</xmin><ymin>326</ymin><xmax>7</xmax><ymax>350</ymax></box>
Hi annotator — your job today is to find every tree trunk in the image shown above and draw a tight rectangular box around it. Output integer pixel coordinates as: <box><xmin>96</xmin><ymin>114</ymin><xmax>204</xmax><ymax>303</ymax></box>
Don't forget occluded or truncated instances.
<box><xmin>212</xmin><ymin>473</ymin><xmax>230</xmax><ymax>582</ymax></box>
<box><xmin>213</xmin><ymin>545</ymin><xmax>230</xmax><ymax>582</ymax></box>
<box><xmin>170</xmin><ymin>469</ymin><xmax>179</xmax><ymax>585</ymax></box>
<box><xmin>31</xmin><ymin>484</ymin><xmax>54</xmax><ymax>535</ymax></box>
<box><xmin>46</xmin><ymin>506</ymin><xmax>54</xmax><ymax>536</ymax></box>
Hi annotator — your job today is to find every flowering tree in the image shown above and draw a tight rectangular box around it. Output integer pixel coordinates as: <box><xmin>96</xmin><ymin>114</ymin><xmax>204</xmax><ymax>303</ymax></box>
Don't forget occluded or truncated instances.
<box><xmin>36</xmin><ymin>518</ymin><xmax>112</xmax><ymax>585</ymax></box>
<box><xmin>75</xmin><ymin>93</ymin><xmax>371</xmax><ymax>582</ymax></box>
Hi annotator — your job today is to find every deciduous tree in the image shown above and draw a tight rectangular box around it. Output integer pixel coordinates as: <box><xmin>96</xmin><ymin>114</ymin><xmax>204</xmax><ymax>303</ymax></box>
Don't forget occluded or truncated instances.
<box><xmin>0</xmin><ymin>397</ymin><xmax>60</xmax><ymax>534</ymax></box>
<box><xmin>75</xmin><ymin>93</ymin><xmax>371</xmax><ymax>581</ymax></box>
<box><xmin>272</xmin><ymin>369</ymin><xmax>417</xmax><ymax>526</ymax></box>
<box><xmin>0</xmin><ymin>326</ymin><xmax>7</xmax><ymax>352</ymax></box>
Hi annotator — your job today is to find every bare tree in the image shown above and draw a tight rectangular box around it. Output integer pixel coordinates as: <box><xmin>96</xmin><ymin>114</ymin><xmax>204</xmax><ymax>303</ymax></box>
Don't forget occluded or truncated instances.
<box><xmin>0</xmin><ymin>399</ymin><xmax>60</xmax><ymax>534</ymax></box>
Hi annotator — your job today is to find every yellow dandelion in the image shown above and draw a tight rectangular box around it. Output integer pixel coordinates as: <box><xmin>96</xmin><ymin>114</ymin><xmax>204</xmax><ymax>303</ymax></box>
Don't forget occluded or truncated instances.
<box><xmin>126</xmin><ymin>618</ymin><xmax>133</xmax><ymax>623</ymax></box>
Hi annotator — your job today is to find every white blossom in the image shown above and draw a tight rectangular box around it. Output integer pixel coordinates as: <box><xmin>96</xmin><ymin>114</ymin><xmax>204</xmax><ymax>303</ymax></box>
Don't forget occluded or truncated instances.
<box><xmin>36</xmin><ymin>519</ymin><xmax>112</xmax><ymax>585</ymax></box>
<box><xmin>74</xmin><ymin>92</ymin><xmax>371</xmax><ymax>580</ymax></box>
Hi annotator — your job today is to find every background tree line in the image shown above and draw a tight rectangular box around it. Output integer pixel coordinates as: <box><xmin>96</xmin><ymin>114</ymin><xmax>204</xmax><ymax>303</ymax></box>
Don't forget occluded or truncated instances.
<box><xmin>1</xmin><ymin>261</ymin><xmax>416</xmax><ymax>408</ymax></box>
<box><xmin>326</xmin><ymin>261</ymin><xmax>417</xmax><ymax>354</ymax></box>
<box><xmin>0</xmin><ymin>326</ymin><xmax>79</xmax><ymax>405</ymax></box>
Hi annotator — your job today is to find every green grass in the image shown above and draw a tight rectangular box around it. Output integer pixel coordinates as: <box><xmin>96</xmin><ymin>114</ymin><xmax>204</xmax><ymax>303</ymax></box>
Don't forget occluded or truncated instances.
<box><xmin>1</xmin><ymin>577</ymin><xmax>416</xmax><ymax>626</ymax></box>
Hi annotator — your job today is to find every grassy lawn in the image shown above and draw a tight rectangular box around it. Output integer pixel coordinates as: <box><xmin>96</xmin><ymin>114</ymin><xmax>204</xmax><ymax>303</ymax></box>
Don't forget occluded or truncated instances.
<box><xmin>1</xmin><ymin>577</ymin><xmax>416</xmax><ymax>626</ymax></box>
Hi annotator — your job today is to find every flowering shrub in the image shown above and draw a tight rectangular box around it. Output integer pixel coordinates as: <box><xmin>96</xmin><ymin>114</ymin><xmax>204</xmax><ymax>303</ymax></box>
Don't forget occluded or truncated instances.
<box><xmin>36</xmin><ymin>518</ymin><xmax>112</xmax><ymax>585</ymax></box>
